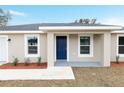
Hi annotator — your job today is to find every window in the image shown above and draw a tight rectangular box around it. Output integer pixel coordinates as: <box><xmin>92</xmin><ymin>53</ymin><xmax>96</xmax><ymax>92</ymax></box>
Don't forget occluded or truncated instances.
<box><xmin>78</xmin><ymin>35</ymin><xmax>93</xmax><ymax>57</ymax></box>
<box><xmin>25</xmin><ymin>35</ymin><xmax>40</xmax><ymax>57</ymax></box>
<box><xmin>118</xmin><ymin>36</ymin><xmax>124</xmax><ymax>55</ymax></box>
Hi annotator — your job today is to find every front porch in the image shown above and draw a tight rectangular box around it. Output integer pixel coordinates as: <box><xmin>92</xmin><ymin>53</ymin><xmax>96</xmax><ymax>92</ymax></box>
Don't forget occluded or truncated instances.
<box><xmin>47</xmin><ymin>31</ymin><xmax>111</xmax><ymax>67</ymax></box>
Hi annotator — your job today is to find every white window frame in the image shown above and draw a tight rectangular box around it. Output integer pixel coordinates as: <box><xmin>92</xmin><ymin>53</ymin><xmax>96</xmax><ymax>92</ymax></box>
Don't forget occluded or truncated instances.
<box><xmin>117</xmin><ymin>34</ymin><xmax>124</xmax><ymax>57</ymax></box>
<box><xmin>24</xmin><ymin>34</ymin><xmax>40</xmax><ymax>57</ymax></box>
<box><xmin>78</xmin><ymin>34</ymin><xmax>93</xmax><ymax>57</ymax></box>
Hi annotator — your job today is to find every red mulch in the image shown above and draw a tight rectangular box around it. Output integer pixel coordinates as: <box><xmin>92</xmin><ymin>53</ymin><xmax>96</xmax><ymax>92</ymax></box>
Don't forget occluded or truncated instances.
<box><xmin>0</xmin><ymin>63</ymin><xmax>47</xmax><ymax>69</ymax></box>
<box><xmin>111</xmin><ymin>62</ymin><xmax>124</xmax><ymax>67</ymax></box>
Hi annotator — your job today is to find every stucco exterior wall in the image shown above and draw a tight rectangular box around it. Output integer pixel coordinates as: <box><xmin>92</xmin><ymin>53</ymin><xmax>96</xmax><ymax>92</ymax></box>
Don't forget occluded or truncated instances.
<box><xmin>8</xmin><ymin>34</ymin><xmax>24</xmax><ymax>62</ymax></box>
<box><xmin>111</xmin><ymin>34</ymin><xmax>117</xmax><ymax>61</ymax></box>
<box><xmin>69</xmin><ymin>34</ymin><xmax>102</xmax><ymax>62</ymax></box>
<box><xmin>1</xmin><ymin>32</ymin><xmax>123</xmax><ymax>64</ymax></box>
<box><xmin>7</xmin><ymin>34</ymin><xmax>47</xmax><ymax>63</ymax></box>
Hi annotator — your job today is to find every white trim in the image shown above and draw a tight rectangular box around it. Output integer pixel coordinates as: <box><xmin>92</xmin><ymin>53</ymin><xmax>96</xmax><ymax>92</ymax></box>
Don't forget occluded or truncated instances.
<box><xmin>67</xmin><ymin>35</ymin><xmax>69</xmax><ymax>61</ymax></box>
<box><xmin>78</xmin><ymin>34</ymin><xmax>93</xmax><ymax>57</ymax></box>
<box><xmin>54</xmin><ymin>36</ymin><xmax>56</xmax><ymax>62</ymax></box>
<box><xmin>111</xmin><ymin>31</ymin><xmax>124</xmax><ymax>33</ymax></box>
<box><xmin>55</xmin><ymin>35</ymin><xmax>69</xmax><ymax>62</ymax></box>
<box><xmin>0</xmin><ymin>35</ymin><xmax>8</xmax><ymax>63</ymax></box>
<box><xmin>0</xmin><ymin>31</ymin><xmax>45</xmax><ymax>34</ymax></box>
<box><xmin>39</xmin><ymin>26</ymin><xmax>122</xmax><ymax>30</ymax></box>
<box><xmin>116</xmin><ymin>34</ymin><xmax>124</xmax><ymax>57</ymax></box>
<box><xmin>24</xmin><ymin>34</ymin><xmax>40</xmax><ymax>57</ymax></box>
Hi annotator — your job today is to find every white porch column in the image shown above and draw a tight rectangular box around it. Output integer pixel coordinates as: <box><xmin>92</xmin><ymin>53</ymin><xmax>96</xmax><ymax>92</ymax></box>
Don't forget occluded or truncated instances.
<box><xmin>47</xmin><ymin>32</ymin><xmax>54</xmax><ymax>67</ymax></box>
<box><xmin>102</xmin><ymin>32</ymin><xmax>111</xmax><ymax>67</ymax></box>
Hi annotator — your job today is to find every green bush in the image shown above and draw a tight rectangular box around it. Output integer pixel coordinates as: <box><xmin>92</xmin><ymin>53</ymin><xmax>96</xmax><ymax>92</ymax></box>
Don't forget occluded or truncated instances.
<box><xmin>116</xmin><ymin>55</ymin><xmax>120</xmax><ymax>64</ymax></box>
<box><xmin>13</xmin><ymin>58</ymin><xmax>19</xmax><ymax>66</ymax></box>
<box><xmin>37</xmin><ymin>57</ymin><xmax>41</xmax><ymax>66</ymax></box>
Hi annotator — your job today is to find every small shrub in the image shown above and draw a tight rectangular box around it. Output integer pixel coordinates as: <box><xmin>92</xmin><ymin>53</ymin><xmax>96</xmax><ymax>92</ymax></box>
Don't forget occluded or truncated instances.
<box><xmin>116</xmin><ymin>55</ymin><xmax>120</xmax><ymax>64</ymax></box>
<box><xmin>24</xmin><ymin>58</ymin><xmax>30</xmax><ymax>66</ymax></box>
<box><xmin>37</xmin><ymin>57</ymin><xmax>42</xmax><ymax>66</ymax></box>
<box><xmin>13</xmin><ymin>58</ymin><xmax>19</xmax><ymax>66</ymax></box>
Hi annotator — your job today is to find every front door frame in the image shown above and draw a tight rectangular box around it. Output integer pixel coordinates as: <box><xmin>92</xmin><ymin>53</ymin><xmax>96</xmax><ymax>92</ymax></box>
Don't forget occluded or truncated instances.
<box><xmin>55</xmin><ymin>34</ymin><xmax>69</xmax><ymax>62</ymax></box>
<box><xmin>0</xmin><ymin>35</ymin><xmax>8</xmax><ymax>63</ymax></box>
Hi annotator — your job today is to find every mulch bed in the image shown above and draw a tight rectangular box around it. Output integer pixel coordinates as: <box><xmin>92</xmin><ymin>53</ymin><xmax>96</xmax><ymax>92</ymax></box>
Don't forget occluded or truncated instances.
<box><xmin>0</xmin><ymin>63</ymin><xmax>47</xmax><ymax>69</ymax></box>
<box><xmin>111</xmin><ymin>62</ymin><xmax>124</xmax><ymax>67</ymax></box>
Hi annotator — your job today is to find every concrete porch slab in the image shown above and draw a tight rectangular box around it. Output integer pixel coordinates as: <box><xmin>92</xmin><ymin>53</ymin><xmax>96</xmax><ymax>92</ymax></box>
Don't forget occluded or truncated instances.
<box><xmin>0</xmin><ymin>67</ymin><xmax>75</xmax><ymax>80</ymax></box>
<box><xmin>55</xmin><ymin>62</ymin><xmax>102</xmax><ymax>67</ymax></box>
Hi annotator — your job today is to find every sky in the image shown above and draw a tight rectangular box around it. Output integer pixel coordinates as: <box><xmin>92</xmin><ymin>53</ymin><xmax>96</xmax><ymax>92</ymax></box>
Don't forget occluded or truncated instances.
<box><xmin>0</xmin><ymin>5</ymin><xmax>124</xmax><ymax>26</ymax></box>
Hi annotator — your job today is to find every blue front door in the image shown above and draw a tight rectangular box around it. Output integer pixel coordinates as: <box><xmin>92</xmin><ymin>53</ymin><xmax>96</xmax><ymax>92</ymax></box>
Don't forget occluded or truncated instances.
<box><xmin>56</xmin><ymin>36</ymin><xmax>67</xmax><ymax>60</ymax></box>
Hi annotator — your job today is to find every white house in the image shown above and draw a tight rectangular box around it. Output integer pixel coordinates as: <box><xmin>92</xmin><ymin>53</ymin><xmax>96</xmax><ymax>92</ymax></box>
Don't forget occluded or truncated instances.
<box><xmin>0</xmin><ymin>23</ymin><xmax>123</xmax><ymax>67</ymax></box>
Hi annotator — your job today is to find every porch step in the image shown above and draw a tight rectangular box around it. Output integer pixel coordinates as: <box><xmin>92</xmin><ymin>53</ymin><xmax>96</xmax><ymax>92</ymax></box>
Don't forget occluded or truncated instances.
<box><xmin>55</xmin><ymin>62</ymin><xmax>102</xmax><ymax>67</ymax></box>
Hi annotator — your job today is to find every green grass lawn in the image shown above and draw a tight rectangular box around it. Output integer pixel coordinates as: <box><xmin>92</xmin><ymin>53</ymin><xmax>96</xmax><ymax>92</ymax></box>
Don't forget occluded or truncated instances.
<box><xmin>0</xmin><ymin>67</ymin><xmax>124</xmax><ymax>87</ymax></box>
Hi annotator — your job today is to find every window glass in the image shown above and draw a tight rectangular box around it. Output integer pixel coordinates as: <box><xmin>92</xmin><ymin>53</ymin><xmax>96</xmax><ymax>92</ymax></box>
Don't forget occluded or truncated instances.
<box><xmin>28</xmin><ymin>46</ymin><xmax>37</xmax><ymax>54</ymax></box>
<box><xmin>27</xmin><ymin>36</ymin><xmax>38</xmax><ymax>54</ymax></box>
<box><xmin>80</xmin><ymin>36</ymin><xmax>90</xmax><ymax>45</ymax></box>
<box><xmin>80</xmin><ymin>36</ymin><xmax>90</xmax><ymax>54</ymax></box>
<box><xmin>119</xmin><ymin>37</ymin><xmax>124</xmax><ymax>45</ymax></box>
<box><xmin>80</xmin><ymin>46</ymin><xmax>90</xmax><ymax>54</ymax></box>
<box><xmin>119</xmin><ymin>46</ymin><xmax>124</xmax><ymax>54</ymax></box>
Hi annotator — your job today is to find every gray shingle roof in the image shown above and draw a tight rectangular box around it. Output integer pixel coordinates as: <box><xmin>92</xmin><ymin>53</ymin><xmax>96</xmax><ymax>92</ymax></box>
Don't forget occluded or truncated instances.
<box><xmin>0</xmin><ymin>23</ymin><xmax>122</xmax><ymax>31</ymax></box>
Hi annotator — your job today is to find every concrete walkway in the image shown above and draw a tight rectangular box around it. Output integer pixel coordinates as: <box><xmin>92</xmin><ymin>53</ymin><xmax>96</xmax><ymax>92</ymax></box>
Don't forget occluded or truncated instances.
<box><xmin>0</xmin><ymin>67</ymin><xmax>75</xmax><ymax>80</ymax></box>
